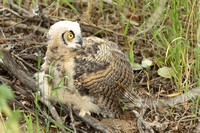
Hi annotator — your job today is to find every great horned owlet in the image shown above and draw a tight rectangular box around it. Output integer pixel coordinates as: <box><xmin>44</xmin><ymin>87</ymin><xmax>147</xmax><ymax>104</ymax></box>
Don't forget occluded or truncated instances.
<box><xmin>40</xmin><ymin>21</ymin><xmax>136</xmax><ymax>118</ymax></box>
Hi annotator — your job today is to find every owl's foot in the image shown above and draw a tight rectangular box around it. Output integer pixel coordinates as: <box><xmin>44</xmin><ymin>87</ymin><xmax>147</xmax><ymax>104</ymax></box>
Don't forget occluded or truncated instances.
<box><xmin>79</xmin><ymin>108</ymin><xmax>91</xmax><ymax>117</ymax></box>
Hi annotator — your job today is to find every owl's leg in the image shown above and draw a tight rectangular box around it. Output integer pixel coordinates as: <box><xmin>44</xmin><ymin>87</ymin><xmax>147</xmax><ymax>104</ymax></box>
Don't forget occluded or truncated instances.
<box><xmin>42</xmin><ymin>75</ymin><xmax>53</xmax><ymax>101</ymax></box>
<box><xmin>36</xmin><ymin>71</ymin><xmax>52</xmax><ymax>101</ymax></box>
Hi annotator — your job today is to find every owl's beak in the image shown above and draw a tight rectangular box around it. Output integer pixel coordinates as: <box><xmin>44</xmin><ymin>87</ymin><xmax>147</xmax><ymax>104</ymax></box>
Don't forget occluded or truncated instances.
<box><xmin>77</xmin><ymin>36</ymin><xmax>83</xmax><ymax>46</ymax></box>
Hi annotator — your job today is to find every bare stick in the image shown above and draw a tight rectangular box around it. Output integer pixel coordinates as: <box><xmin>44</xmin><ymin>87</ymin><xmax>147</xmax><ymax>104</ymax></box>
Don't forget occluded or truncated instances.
<box><xmin>3</xmin><ymin>21</ymin><xmax>48</xmax><ymax>33</ymax></box>
<box><xmin>73</xmin><ymin>110</ymin><xmax>114</xmax><ymax>133</ymax></box>
<box><xmin>7</xmin><ymin>0</ymin><xmax>32</xmax><ymax>16</ymax></box>
<box><xmin>0</xmin><ymin>76</ymin><xmax>33</xmax><ymax>99</ymax></box>
<box><xmin>69</xmin><ymin>104</ymin><xmax>77</xmax><ymax>133</ymax></box>
<box><xmin>0</xmin><ymin>4</ymin><xmax>23</xmax><ymax>18</ymax></box>
<box><xmin>194</xmin><ymin>122</ymin><xmax>200</xmax><ymax>133</ymax></box>
<box><xmin>132</xmin><ymin>110</ymin><xmax>154</xmax><ymax>133</ymax></box>
<box><xmin>39</xmin><ymin>98</ymin><xmax>68</xmax><ymax>133</ymax></box>
<box><xmin>145</xmin><ymin>87</ymin><xmax>200</xmax><ymax>109</ymax></box>
<box><xmin>11</xmin><ymin>53</ymin><xmax>38</xmax><ymax>72</ymax></box>
<box><xmin>1</xmin><ymin>49</ymin><xmax>37</xmax><ymax>92</ymax></box>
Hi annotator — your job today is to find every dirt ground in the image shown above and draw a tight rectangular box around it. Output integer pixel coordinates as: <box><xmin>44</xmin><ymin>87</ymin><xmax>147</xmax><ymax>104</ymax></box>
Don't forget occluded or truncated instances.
<box><xmin>0</xmin><ymin>0</ymin><xmax>199</xmax><ymax>133</ymax></box>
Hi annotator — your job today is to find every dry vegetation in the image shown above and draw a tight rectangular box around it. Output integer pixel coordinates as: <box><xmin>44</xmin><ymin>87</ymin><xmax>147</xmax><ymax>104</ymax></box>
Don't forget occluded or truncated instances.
<box><xmin>0</xmin><ymin>0</ymin><xmax>200</xmax><ymax>133</ymax></box>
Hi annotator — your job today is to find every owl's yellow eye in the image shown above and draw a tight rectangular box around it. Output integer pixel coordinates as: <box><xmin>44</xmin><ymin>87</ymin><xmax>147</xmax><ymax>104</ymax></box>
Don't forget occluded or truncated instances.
<box><xmin>68</xmin><ymin>33</ymin><xmax>74</xmax><ymax>39</ymax></box>
<box><xmin>62</xmin><ymin>31</ymin><xmax>75</xmax><ymax>44</ymax></box>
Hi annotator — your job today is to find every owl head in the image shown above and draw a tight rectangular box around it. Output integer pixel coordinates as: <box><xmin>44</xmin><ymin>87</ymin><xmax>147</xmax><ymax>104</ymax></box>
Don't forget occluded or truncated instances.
<box><xmin>48</xmin><ymin>21</ymin><xmax>83</xmax><ymax>48</ymax></box>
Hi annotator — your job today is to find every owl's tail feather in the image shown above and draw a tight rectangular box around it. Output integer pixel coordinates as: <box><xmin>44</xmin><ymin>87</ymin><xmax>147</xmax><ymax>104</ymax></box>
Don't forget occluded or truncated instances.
<box><xmin>121</xmin><ymin>88</ymin><xmax>146</xmax><ymax>110</ymax></box>
<box><xmin>115</xmin><ymin>82</ymin><xmax>145</xmax><ymax>109</ymax></box>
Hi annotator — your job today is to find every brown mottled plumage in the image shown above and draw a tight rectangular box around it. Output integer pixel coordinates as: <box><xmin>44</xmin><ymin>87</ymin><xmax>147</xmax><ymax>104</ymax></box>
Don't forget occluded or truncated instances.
<box><xmin>40</xmin><ymin>21</ymin><xmax>136</xmax><ymax>118</ymax></box>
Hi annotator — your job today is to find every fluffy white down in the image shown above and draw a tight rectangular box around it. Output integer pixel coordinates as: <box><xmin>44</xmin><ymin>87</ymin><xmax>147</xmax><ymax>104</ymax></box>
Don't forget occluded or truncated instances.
<box><xmin>35</xmin><ymin>70</ymin><xmax>100</xmax><ymax>116</ymax></box>
<box><xmin>48</xmin><ymin>21</ymin><xmax>81</xmax><ymax>38</ymax></box>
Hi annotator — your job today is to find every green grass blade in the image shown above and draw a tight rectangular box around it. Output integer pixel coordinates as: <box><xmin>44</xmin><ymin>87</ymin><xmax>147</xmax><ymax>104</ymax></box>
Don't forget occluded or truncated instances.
<box><xmin>24</xmin><ymin>113</ymin><xmax>34</xmax><ymax>133</ymax></box>
<box><xmin>36</xmin><ymin>114</ymin><xmax>40</xmax><ymax>133</ymax></box>
<box><xmin>51</xmin><ymin>120</ymin><xmax>73</xmax><ymax>132</ymax></box>
<box><xmin>61</xmin><ymin>0</ymin><xmax>79</xmax><ymax>14</ymax></box>
<box><xmin>124</xmin><ymin>14</ymin><xmax>133</xmax><ymax>37</ymax></box>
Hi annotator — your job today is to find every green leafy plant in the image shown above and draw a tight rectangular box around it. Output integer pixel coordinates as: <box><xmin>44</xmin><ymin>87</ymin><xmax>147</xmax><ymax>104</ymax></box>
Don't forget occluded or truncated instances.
<box><xmin>0</xmin><ymin>84</ymin><xmax>21</xmax><ymax>133</ymax></box>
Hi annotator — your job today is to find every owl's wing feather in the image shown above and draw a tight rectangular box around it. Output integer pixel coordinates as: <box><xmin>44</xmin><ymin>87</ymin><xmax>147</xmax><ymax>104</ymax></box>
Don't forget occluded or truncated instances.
<box><xmin>73</xmin><ymin>37</ymin><xmax>134</xmax><ymax>117</ymax></box>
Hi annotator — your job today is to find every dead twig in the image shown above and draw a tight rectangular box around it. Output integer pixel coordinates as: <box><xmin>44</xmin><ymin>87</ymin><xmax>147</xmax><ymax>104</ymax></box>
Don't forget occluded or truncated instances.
<box><xmin>177</xmin><ymin>115</ymin><xmax>196</xmax><ymax>125</ymax></box>
<box><xmin>0</xmin><ymin>76</ymin><xmax>33</xmax><ymax>99</ymax></box>
<box><xmin>194</xmin><ymin>122</ymin><xmax>200</xmax><ymax>133</ymax></box>
<box><xmin>7</xmin><ymin>0</ymin><xmax>32</xmax><ymax>16</ymax></box>
<box><xmin>132</xmin><ymin>110</ymin><xmax>154</xmax><ymax>133</ymax></box>
<box><xmin>1</xmin><ymin>49</ymin><xmax>37</xmax><ymax>92</ymax></box>
<box><xmin>1</xmin><ymin>18</ymin><xmax>28</xmax><ymax>30</ymax></box>
<box><xmin>3</xmin><ymin>21</ymin><xmax>48</xmax><ymax>33</ymax></box>
<box><xmin>146</xmin><ymin>87</ymin><xmax>200</xmax><ymax>109</ymax></box>
<box><xmin>39</xmin><ymin>98</ymin><xmax>68</xmax><ymax>133</ymax></box>
<box><xmin>11</xmin><ymin>53</ymin><xmax>38</xmax><ymax>72</ymax></box>
<box><xmin>69</xmin><ymin>104</ymin><xmax>77</xmax><ymax>133</ymax></box>
<box><xmin>73</xmin><ymin>110</ymin><xmax>114</xmax><ymax>133</ymax></box>
<box><xmin>0</xmin><ymin>4</ymin><xmax>23</xmax><ymax>18</ymax></box>
<box><xmin>22</xmin><ymin>20</ymin><xmax>44</xmax><ymax>42</ymax></box>
<box><xmin>19</xmin><ymin>54</ymin><xmax>41</xmax><ymax>62</ymax></box>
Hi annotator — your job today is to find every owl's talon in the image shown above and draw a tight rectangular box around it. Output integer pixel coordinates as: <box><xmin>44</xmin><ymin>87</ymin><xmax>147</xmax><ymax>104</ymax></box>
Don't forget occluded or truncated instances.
<box><xmin>79</xmin><ymin>108</ymin><xmax>91</xmax><ymax>117</ymax></box>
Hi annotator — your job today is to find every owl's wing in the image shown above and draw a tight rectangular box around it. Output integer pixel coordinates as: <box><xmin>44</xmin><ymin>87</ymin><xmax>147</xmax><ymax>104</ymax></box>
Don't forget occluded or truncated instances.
<box><xmin>73</xmin><ymin>37</ymin><xmax>136</xmax><ymax>117</ymax></box>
